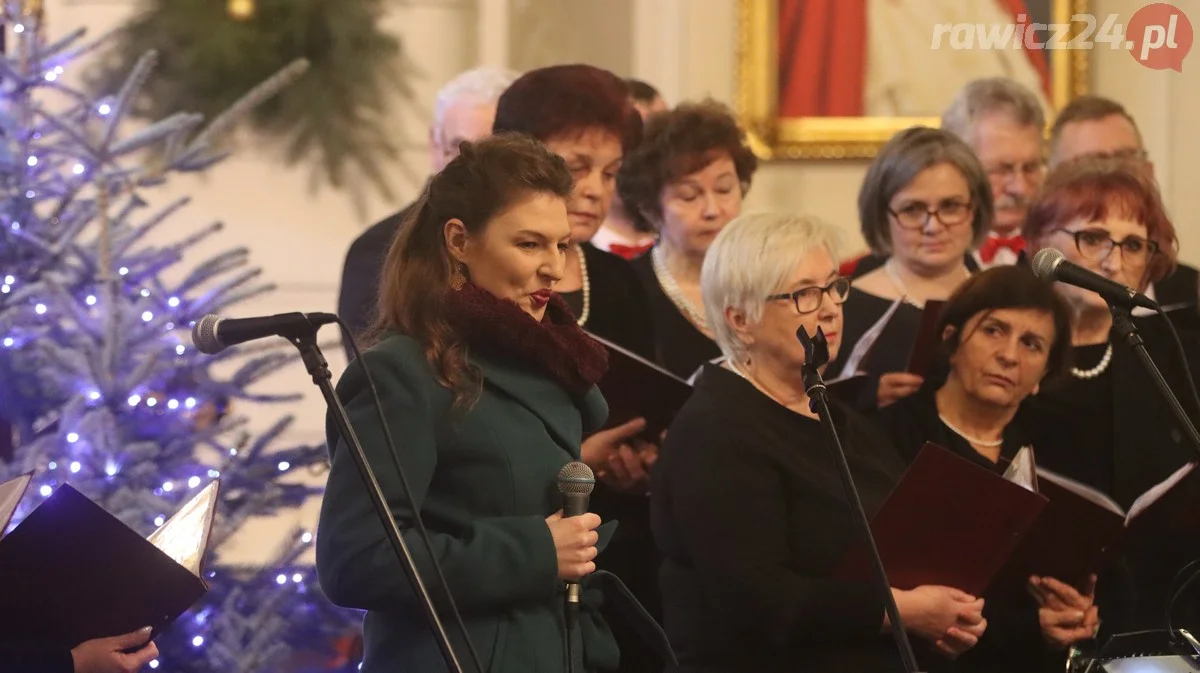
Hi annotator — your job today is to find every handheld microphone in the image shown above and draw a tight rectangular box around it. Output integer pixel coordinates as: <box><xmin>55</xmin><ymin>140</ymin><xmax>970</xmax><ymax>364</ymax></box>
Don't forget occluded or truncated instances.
<box><xmin>191</xmin><ymin>312</ymin><xmax>338</xmax><ymax>355</ymax></box>
<box><xmin>556</xmin><ymin>461</ymin><xmax>595</xmax><ymax>627</ymax></box>
<box><xmin>1031</xmin><ymin>248</ymin><xmax>1158</xmax><ymax>311</ymax></box>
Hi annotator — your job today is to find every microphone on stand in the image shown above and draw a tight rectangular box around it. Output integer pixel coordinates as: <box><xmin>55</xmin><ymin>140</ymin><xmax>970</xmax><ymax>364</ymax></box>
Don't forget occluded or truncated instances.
<box><xmin>190</xmin><ymin>312</ymin><xmax>338</xmax><ymax>354</ymax></box>
<box><xmin>797</xmin><ymin>325</ymin><xmax>923</xmax><ymax>673</ymax></box>
<box><xmin>1031</xmin><ymin>248</ymin><xmax>1157</xmax><ymax>311</ymax></box>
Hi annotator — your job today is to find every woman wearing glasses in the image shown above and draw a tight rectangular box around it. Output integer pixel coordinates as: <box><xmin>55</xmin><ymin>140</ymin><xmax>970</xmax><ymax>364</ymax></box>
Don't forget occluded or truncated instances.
<box><xmin>652</xmin><ymin>212</ymin><xmax>988</xmax><ymax>672</ymax></box>
<box><xmin>1021</xmin><ymin>156</ymin><xmax>1200</xmax><ymax>638</ymax></box>
<box><xmin>826</xmin><ymin>127</ymin><xmax>993</xmax><ymax>409</ymax></box>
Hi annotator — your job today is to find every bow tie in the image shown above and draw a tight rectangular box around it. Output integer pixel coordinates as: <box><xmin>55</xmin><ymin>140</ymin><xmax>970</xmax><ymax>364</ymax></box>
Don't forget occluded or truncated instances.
<box><xmin>608</xmin><ymin>242</ymin><xmax>654</xmax><ymax>260</ymax></box>
<box><xmin>979</xmin><ymin>235</ymin><xmax>1026</xmax><ymax>264</ymax></box>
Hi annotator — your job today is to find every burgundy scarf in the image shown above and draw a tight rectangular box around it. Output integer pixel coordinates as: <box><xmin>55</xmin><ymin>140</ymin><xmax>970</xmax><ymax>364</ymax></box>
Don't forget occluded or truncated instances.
<box><xmin>444</xmin><ymin>283</ymin><xmax>608</xmax><ymax>396</ymax></box>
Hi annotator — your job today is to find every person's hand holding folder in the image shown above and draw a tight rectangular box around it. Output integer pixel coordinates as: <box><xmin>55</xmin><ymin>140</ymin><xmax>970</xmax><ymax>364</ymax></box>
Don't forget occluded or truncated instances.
<box><xmin>582</xmin><ymin>417</ymin><xmax>657</xmax><ymax>493</ymax></box>
<box><xmin>887</xmin><ymin>586</ymin><xmax>988</xmax><ymax>659</ymax></box>
<box><xmin>1028</xmin><ymin>574</ymin><xmax>1100</xmax><ymax>649</ymax></box>
<box><xmin>71</xmin><ymin>626</ymin><xmax>158</xmax><ymax>673</ymax></box>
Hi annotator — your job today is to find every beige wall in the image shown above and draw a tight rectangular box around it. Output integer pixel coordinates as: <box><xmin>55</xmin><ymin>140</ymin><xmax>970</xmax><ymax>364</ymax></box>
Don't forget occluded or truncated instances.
<box><xmin>45</xmin><ymin>0</ymin><xmax>1200</xmax><ymax>561</ymax></box>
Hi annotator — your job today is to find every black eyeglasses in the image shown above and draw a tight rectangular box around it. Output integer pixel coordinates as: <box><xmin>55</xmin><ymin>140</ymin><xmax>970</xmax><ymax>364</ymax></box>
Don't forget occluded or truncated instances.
<box><xmin>887</xmin><ymin>200</ymin><xmax>974</xmax><ymax>230</ymax></box>
<box><xmin>1052</xmin><ymin>228</ymin><xmax>1159</xmax><ymax>267</ymax></box>
<box><xmin>766</xmin><ymin>277</ymin><xmax>851</xmax><ymax>314</ymax></box>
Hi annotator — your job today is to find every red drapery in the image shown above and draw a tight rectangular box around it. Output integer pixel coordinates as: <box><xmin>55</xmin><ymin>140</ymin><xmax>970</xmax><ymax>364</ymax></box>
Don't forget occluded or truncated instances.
<box><xmin>777</xmin><ymin>0</ymin><xmax>1052</xmax><ymax>119</ymax></box>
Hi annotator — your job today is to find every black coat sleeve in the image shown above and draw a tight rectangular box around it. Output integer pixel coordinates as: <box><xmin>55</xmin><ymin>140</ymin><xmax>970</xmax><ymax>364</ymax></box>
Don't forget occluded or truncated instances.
<box><xmin>0</xmin><ymin>645</ymin><xmax>74</xmax><ymax>673</ymax></box>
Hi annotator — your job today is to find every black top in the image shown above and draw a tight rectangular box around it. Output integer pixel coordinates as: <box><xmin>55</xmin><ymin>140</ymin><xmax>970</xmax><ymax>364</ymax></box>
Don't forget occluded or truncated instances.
<box><xmin>0</xmin><ymin>646</ymin><xmax>73</xmax><ymax>673</ymax></box>
<box><xmin>563</xmin><ymin>243</ymin><xmax>662</xmax><ymax>671</ymax></box>
<box><xmin>562</xmin><ymin>243</ymin><xmax>656</xmax><ymax>361</ymax></box>
<box><xmin>630</xmin><ymin>252</ymin><xmax>721</xmax><ymax>379</ymax></box>
<box><xmin>335</xmin><ymin>201</ymin><xmax>417</xmax><ymax>360</ymax></box>
<box><xmin>873</xmin><ymin>386</ymin><xmax>1067</xmax><ymax>673</ymax></box>
<box><xmin>652</xmin><ymin>364</ymin><xmax>909</xmax><ymax>673</ymax></box>
<box><xmin>1030</xmin><ymin>343</ymin><xmax>1115</xmax><ymax>496</ymax></box>
<box><xmin>826</xmin><ymin>289</ymin><xmax>924</xmax><ymax>410</ymax></box>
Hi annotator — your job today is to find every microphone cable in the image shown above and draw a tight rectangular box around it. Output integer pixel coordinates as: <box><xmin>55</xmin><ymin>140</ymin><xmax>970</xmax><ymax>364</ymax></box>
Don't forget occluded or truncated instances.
<box><xmin>1153</xmin><ymin>305</ymin><xmax>1200</xmax><ymax>419</ymax></box>
<box><xmin>337</xmin><ymin>319</ymin><xmax>485</xmax><ymax>673</ymax></box>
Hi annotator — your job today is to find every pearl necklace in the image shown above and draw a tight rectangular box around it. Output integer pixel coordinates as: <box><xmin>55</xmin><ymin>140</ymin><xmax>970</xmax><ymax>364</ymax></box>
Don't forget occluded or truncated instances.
<box><xmin>938</xmin><ymin>413</ymin><xmax>1004</xmax><ymax>448</ymax></box>
<box><xmin>1071</xmin><ymin>343</ymin><xmax>1112</xmax><ymax>379</ymax></box>
<box><xmin>652</xmin><ymin>245</ymin><xmax>708</xmax><ymax>331</ymax></box>
<box><xmin>573</xmin><ymin>244</ymin><xmax>591</xmax><ymax>327</ymax></box>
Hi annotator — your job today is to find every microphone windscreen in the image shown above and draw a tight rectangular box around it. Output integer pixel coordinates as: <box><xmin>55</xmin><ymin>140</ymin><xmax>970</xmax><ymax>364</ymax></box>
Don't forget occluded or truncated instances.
<box><xmin>191</xmin><ymin>315</ymin><xmax>223</xmax><ymax>355</ymax></box>
<box><xmin>1031</xmin><ymin>248</ymin><xmax>1065</xmax><ymax>281</ymax></box>
<box><xmin>556</xmin><ymin>461</ymin><xmax>595</xmax><ymax>496</ymax></box>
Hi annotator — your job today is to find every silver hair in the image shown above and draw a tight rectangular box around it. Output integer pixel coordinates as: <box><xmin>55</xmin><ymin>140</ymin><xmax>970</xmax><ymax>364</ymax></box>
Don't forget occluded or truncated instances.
<box><xmin>858</xmin><ymin>126</ymin><xmax>993</xmax><ymax>256</ymax></box>
<box><xmin>433</xmin><ymin>67</ymin><xmax>520</xmax><ymax>138</ymax></box>
<box><xmin>701</xmin><ymin>212</ymin><xmax>843</xmax><ymax>364</ymax></box>
<box><xmin>940</xmin><ymin>77</ymin><xmax>1047</xmax><ymax>146</ymax></box>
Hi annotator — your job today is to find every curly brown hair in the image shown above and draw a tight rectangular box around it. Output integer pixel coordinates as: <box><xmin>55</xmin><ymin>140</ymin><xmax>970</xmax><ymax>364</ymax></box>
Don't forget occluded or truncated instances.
<box><xmin>369</xmin><ymin>133</ymin><xmax>575</xmax><ymax>407</ymax></box>
<box><xmin>616</xmin><ymin>99</ymin><xmax>758</xmax><ymax>233</ymax></box>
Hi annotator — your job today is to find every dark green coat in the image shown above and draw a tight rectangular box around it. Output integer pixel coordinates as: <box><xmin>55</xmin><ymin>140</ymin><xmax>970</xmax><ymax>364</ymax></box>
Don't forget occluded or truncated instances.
<box><xmin>317</xmin><ymin>333</ymin><xmax>640</xmax><ymax>672</ymax></box>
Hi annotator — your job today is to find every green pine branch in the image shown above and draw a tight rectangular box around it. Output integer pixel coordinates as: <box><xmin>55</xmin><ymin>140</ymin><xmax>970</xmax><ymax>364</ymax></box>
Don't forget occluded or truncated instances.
<box><xmin>85</xmin><ymin>0</ymin><xmax>416</xmax><ymax>215</ymax></box>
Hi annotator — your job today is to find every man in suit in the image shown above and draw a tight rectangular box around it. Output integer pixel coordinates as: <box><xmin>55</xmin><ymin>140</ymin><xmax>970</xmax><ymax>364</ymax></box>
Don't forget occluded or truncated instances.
<box><xmin>335</xmin><ymin>66</ymin><xmax>519</xmax><ymax>358</ymax></box>
<box><xmin>1048</xmin><ymin>94</ymin><xmax>1200</xmax><ymax>322</ymax></box>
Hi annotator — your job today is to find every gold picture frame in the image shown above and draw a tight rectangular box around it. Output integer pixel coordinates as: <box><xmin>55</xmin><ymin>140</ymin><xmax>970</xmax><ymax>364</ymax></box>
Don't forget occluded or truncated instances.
<box><xmin>737</xmin><ymin>0</ymin><xmax>1091</xmax><ymax>160</ymax></box>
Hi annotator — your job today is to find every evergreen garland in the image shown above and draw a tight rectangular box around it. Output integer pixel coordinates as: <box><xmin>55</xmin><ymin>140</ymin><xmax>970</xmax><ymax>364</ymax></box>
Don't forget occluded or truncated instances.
<box><xmin>86</xmin><ymin>0</ymin><xmax>414</xmax><ymax>213</ymax></box>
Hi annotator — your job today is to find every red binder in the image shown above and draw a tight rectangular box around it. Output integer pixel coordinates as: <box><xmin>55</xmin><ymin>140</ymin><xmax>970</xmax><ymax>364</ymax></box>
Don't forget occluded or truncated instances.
<box><xmin>836</xmin><ymin>443</ymin><xmax>1048</xmax><ymax>595</ymax></box>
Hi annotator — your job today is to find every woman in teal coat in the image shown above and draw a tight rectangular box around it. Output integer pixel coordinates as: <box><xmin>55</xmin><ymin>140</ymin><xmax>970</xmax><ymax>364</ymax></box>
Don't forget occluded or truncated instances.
<box><xmin>316</xmin><ymin>133</ymin><xmax>671</xmax><ymax>673</ymax></box>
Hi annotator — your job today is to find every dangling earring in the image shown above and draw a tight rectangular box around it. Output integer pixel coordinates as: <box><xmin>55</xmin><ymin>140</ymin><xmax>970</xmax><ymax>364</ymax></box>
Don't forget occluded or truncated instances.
<box><xmin>450</xmin><ymin>264</ymin><xmax>466</xmax><ymax>291</ymax></box>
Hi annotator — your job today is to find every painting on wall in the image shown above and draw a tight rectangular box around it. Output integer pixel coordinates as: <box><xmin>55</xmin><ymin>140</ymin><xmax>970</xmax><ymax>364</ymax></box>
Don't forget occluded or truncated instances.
<box><xmin>737</xmin><ymin>0</ymin><xmax>1089</xmax><ymax>159</ymax></box>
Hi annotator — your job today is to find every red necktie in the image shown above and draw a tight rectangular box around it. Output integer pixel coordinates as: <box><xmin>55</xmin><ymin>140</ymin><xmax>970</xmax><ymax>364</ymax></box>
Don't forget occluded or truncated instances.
<box><xmin>608</xmin><ymin>242</ymin><xmax>654</xmax><ymax>260</ymax></box>
<box><xmin>978</xmin><ymin>235</ymin><xmax>1026</xmax><ymax>264</ymax></box>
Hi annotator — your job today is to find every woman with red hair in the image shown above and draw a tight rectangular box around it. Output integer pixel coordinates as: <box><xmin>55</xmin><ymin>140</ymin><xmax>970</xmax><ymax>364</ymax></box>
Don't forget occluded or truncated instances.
<box><xmin>1022</xmin><ymin>156</ymin><xmax>1200</xmax><ymax>641</ymax></box>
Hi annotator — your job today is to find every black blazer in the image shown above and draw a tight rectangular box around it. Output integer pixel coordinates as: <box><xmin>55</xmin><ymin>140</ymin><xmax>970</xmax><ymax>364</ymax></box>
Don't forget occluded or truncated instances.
<box><xmin>652</xmin><ymin>364</ymin><xmax>909</xmax><ymax>673</ymax></box>
<box><xmin>1022</xmin><ymin>314</ymin><xmax>1200</xmax><ymax>635</ymax></box>
<box><xmin>335</xmin><ymin>202</ymin><xmax>417</xmax><ymax>361</ymax></box>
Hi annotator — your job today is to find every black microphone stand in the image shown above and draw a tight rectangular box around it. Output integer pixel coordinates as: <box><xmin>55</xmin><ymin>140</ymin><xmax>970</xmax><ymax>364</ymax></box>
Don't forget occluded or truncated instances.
<box><xmin>286</xmin><ymin>321</ymin><xmax>466</xmax><ymax>673</ymax></box>
<box><xmin>798</xmin><ymin>325</ymin><xmax>923</xmax><ymax>673</ymax></box>
<box><xmin>1108</xmin><ymin>303</ymin><xmax>1200</xmax><ymax>459</ymax></box>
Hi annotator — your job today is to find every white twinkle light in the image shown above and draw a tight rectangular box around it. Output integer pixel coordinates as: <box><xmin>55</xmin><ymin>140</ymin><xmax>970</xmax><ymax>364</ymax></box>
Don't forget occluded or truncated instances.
<box><xmin>2</xmin><ymin>338</ymin><xmax>12</xmax><ymax>348</ymax></box>
<box><xmin>175</xmin><ymin>345</ymin><xmax>186</xmax><ymax>355</ymax></box>
<box><xmin>34</xmin><ymin>304</ymin><xmax>46</xmax><ymax>314</ymax></box>
<box><xmin>301</xmin><ymin>532</ymin><xmax>313</xmax><ymax>543</ymax></box>
<box><xmin>66</xmin><ymin>433</ymin><xmax>78</xmax><ymax>443</ymax></box>
<box><xmin>3</xmin><ymin>275</ymin><xmax>12</xmax><ymax>284</ymax></box>
<box><xmin>142</xmin><ymin>311</ymin><xmax>153</xmax><ymax>322</ymax></box>
<box><xmin>72</xmin><ymin>164</ymin><xmax>84</xmax><ymax>175</ymax></box>
<box><xmin>278</xmin><ymin>461</ymin><xmax>291</xmax><ymax>471</ymax></box>
<box><xmin>128</xmin><ymin>394</ymin><xmax>141</xmax><ymax>406</ymax></box>
<box><xmin>162</xmin><ymin>481</ymin><xmax>173</xmax><ymax>492</ymax></box>
<box><xmin>168</xmin><ymin>399</ymin><xmax>180</xmax><ymax>409</ymax></box>
<box><xmin>69</xmin><ymin>462</ymin><xmax>81</xmax><ymax>473</ymax></box>
<box><xmin>168</xmin><ymin>297</ymin><xmax>180</xmax><ymax>307</ymax></box>
<box><xmin>26</xmin><ymin>156</ymin><xmax>36</xmax><ymax>166</ymax></box>
<box><xmin>276</xmin><ymin>574</ymin><xmax>287</xmax><ymax>585</ymax></box>
<box><xmin>98</xmin><ymin>103</ymin><xmax>112</xmax><ymax>115</ymax></box>
<box><xmin>86</xmin><ymin>295</ymin><xmax>96</xmax><ymax>306</ymax></box>
<box><xmin>187</xmin><ymin>476</ymin><xmax>201</xmax><ymax>488</ymax></box>
<box><xmin>39</xmin><ymin>485</ymin><xmax>52</xmax><ymax>497</ymax></box>
<box><xmin>154</xmin><ymin>516</ymin><xmax>165</xmax><ymax>527</ymax></box>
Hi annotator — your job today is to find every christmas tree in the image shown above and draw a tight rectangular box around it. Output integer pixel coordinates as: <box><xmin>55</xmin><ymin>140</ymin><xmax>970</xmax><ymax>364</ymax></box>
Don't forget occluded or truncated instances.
<box><xmin>0</xmin><ymin>2</ymin><xmax>360</xmax><ymax>671</ymax></box>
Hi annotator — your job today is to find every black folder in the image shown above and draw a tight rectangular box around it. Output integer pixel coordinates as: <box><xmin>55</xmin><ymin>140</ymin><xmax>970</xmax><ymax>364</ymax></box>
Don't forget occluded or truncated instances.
<box><xmin>0</xmin><ymin>475</ymin><xmax>219</xmax><ymax>648</ymax></box>
<box><xmin>588</xmin><ymin>332</ymin><xmax>693</xmax><ymax>440</ymax></box>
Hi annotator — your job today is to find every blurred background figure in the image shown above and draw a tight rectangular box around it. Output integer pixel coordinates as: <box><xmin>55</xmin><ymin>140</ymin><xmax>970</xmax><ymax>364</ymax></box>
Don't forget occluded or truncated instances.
<box><xmin>592</xmin><ymin>78</ymin><xmax>670</xmax><ymax>260</ymax></box>
<box><xmin>337</xmin><ymin>66</ymin><xmax>520</xmax><ymax>356</ymax></box>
